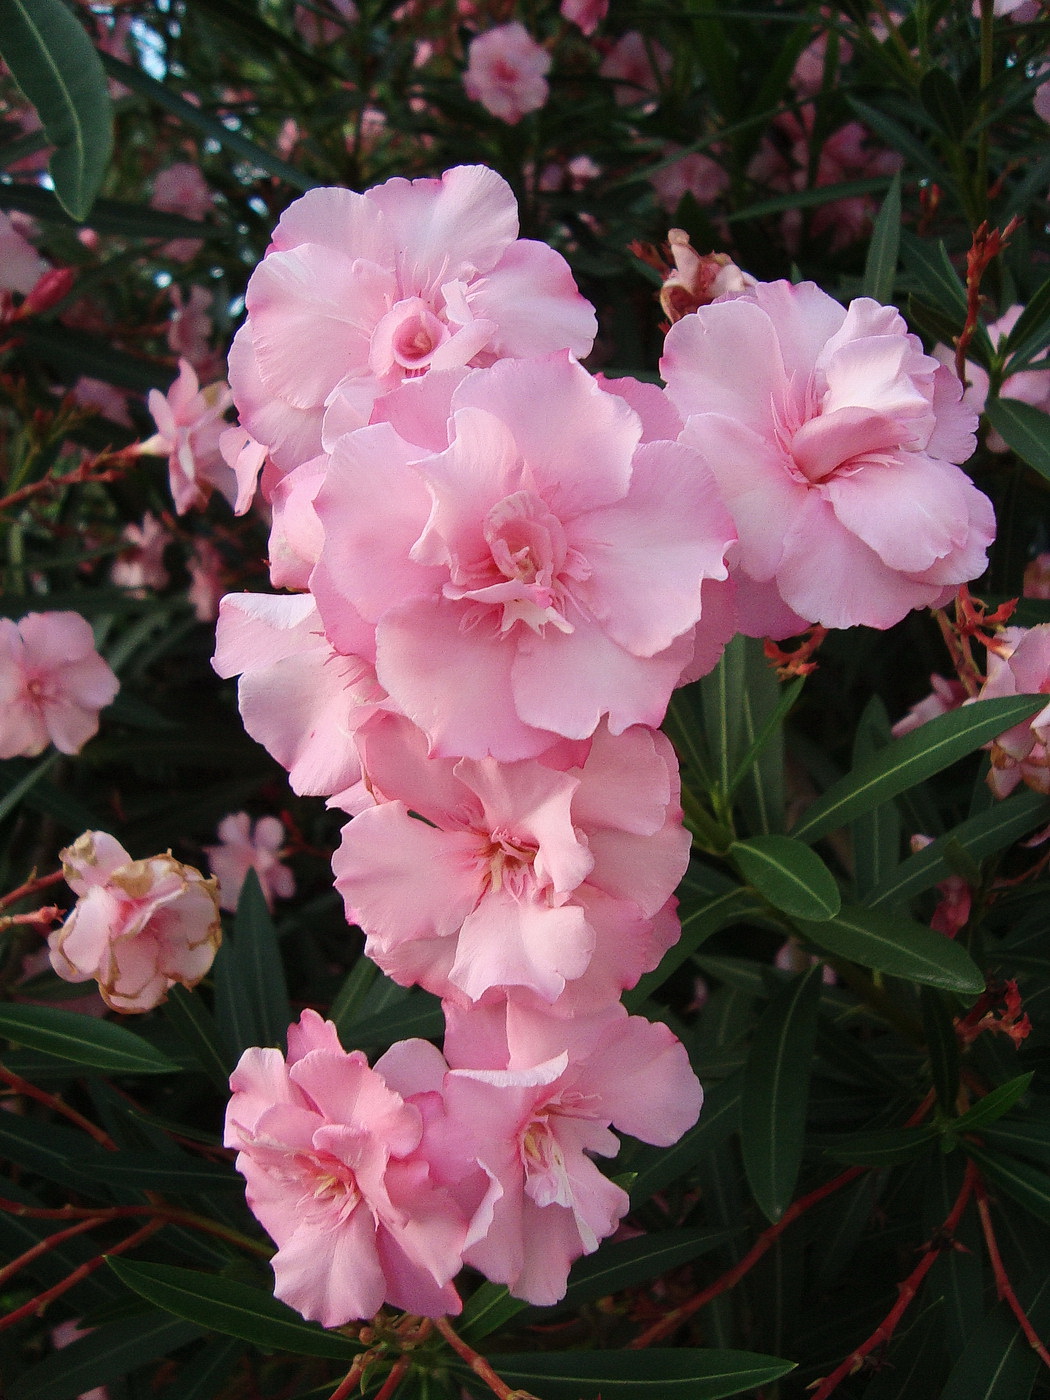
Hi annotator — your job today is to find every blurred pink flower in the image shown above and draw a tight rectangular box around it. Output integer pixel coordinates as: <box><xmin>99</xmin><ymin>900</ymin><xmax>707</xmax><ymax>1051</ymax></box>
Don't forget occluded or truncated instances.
<box><xmin>651</xmin><ymin>151</ymin><xmax>729</xmax><ymax>213</ymax></box>
<box><xmin>293</xmin><ymin>0</ymin><xmax>358</xmax><ymax>46</ymax></box>
<box><xmin>50</xmin><ymin>1321</ymin><xmax>108</xmax><ymax>1400</ymax></box>
<box><xmin>49</xmin><ymin>831</ymin><xmax>221</xmax><ymax>1013</ymax></box>
<box><xmin>150</xmin><ymin>162</ymin><xmax>210</xmax><ymax>261</ymax></box>
<box><xmin>463</xmin><ymin>24</ymin><xmax>551</xmax><ymax>125</ymax></box>
<box><xmin>560</xmin><ymin>0</ymin><xmax>608</xmax><ymax>34</ymax></box>
<box><xmin>0</xmin><ymin>611</ymin><xmax>118</xmax><ymax>758</ymax></box>
<box><xmin>662</xmin><ymin>280</ymin><xmax>994</xmax><ymax>632</ymax></box>
<box><xmin>224</xmin><ymin>1009</ymin><xmax>467</xmax><ymax>1325</ymax></box>
<box><xmin>142</xmin><ymin>359</ymin><xmax>236</xmax><ymax>514</ymax></box>
<box><xmin>1024</xmin><ymin>553</ymin><xmax>1050</xmax><ymax>599</ymax></box>
<box><xmin>167</xmin><ymin>285</ymin><xmax>217</xmax><ymax>375</ymax></box>
<box><xmin>933</xmin><ymin>305</ymin><xmax>1050</xmax><ymax>453</ymax></box>
<box><xmin>892</xmin><ymin>673</ymin><xmax>968</xmax><ymax>737</ymax></box>
<box><xmin>0</xmin><ymin>210</ymin><xmax>49</xmax><ymax>296</ymax></box>
<box><xmin>204</xmin><ymin>812</ymin><xmax>295</xmax><ymax>911</ymax></box>
<box><xmin>599</xmin><ymin>31</ymin><xmax>671</xmax><ymax>107</ymax></box>
<box><xmin>111</xmin><ymin>513</ymin><xmax>171</xmax><ymax>593</ymax></box>
<box><xmin>71</xmin><ymin>376</ymin><xmax>132</xmax><ymax>427</ymax></box>
<box><xmin>187</xmin><ymin>537</ymin><xmax>227</xmax><ymax>622</ymax></box>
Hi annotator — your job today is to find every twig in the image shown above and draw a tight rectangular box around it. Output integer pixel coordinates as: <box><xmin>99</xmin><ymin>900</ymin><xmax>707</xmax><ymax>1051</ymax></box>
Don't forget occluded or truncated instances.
<box><xmin>629</xmin><ymin>1165</ymin><xmax>866</xmax><ymax>1348</ymax></box>
<box><xmin>974</xmin><ymin>1175</ymin><xmax>1050</xmax><ymax>1369</ymax></box>
<box><xmin>0</xmin><ymin>1195</ymin><xmax>270</xmax><ymax>1255</ymax></box>
<box><xmin>0</xmin><ymin>869</ymin><xmax>65</xmax><ymax>912</ymax></box>
<box><xmin>808</xmin><ymin>1160</ymin><xmax>978</xmax><ymax>1400</ymax></box>
<box><xmin>0</xmin><ymin>1216</ymin><xmax>104</xmax><ymax>1288</ymax></box>
<box><xmin>373</xmin><ymin>1355</ymin><xmax>411</xmax><ymax>1400</ymax></box>
<box><xmin>0</xmin><ymin>1064</ymin><xmax>117</xmax><ymax>1149</ymax></box>
<box><xmin>435</xmin><ymin>1317</ymin><xmax>540</xmax><ymax>1400</ymax></box>
<box><xmin>326</xmin><ymin>1350</ymin><xmax>381</xmax><ymax>1400</ymax></box>
<box><xmin>0</xmin><ymin>1219</ymin><xmax>164</xmax><ymax>1331</ymax></box>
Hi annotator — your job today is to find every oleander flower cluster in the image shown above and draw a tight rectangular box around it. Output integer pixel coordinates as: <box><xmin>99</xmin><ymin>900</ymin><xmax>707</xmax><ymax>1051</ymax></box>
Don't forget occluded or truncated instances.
<box><xmin>215</xmin><ymin>164</ymin><xmax>995</xmax><ymax>1327</ymax></box>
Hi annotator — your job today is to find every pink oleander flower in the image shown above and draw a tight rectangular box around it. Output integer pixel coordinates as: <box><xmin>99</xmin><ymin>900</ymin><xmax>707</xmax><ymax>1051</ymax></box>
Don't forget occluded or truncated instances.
<box><xmin>204</xmin><ymin>812</ymin><xmax>295</xmax><ymax>912</ymax></box>
<box><xmin>651</xmin><ymin>151</ymin><xmax>730</xmax><ymax>214</ymax></box>
<box><xmin>382</xmin><ymin>1001</ymin><xmax>701</xmax><ymax>1305</ymax></box>
<box><xmin>0</xmin><ymin>210</ymin><xmax>50</xmax><ymax>295</ymax></box>
<box><xmin>219</xmin><ymin>424</ymin><xmax>269</xmax><ymax>516</ymax></box>
<box><xmin>934</xmin><ymin>306</ymin><xmax>1050</xmax><ymax>453</ymax></box>
<box><xmin>150</xmin><ymin>162</ymin><xmax>210</xmax><ymax>261</ymax></box>
<box><xmin>224</xmin><ymin>1009</ymin><xmax>467</xmax><ymax>1326</ymax></box>
<box><xmin>229</xmin><ymin>164</ymin><xmax>596</xmax><ymax>473</ymax></box>
<box><xmin>463</xmin><ymin>24</ymin><xmax>550</xmax><ymax>125</ymax></box>
<box><xmin>142</xmin><ymin>359</ymin><xmax>237</xmax><ymax>514</ymax></box>
<box><xmin>111</xmin><ymin>513</ymin><xmax>171</xmax><ymax>593</ymax></box>
<box><xmin>187</xmin><ymin>537</ymin><xmax>226</xmax><ymax>623</ymax></box>
<box><xmin>0</xmin><ymin>612</ymin><xmax>119</xmax><ymax>759</ymax></box>
<box><xmin>1024</xmin><ymin>553</ymin><xmax>1050</xmax><ymax>599</ymax></box>
<box><xmin>661</xmin><ymin>280</ymin><xmax>995</xmax><ymax>632</ymax></box>
<box><xmin>599</xmin><ymin>31</ymin><xmax>672</xmax><ymax>107</ymax></box>
<box><xmin>332</xmin><ymin>715</ymin><xmax>688</xmax><ymax>1008</ymax></box>
<box><xmin>212</xmin><ymin>591</ymin><xmax>387</xmax><ymax>803</ymax></box>
<box><xmin>976</xmin><ymin>625</ymin><xmax>1050</xmax><ymax>797</ymax></box>
<box><xmin>910</xmin><ymin>834</ymin><xmax>972</xmax><ymax>937</ymax></box>
<box><xmin>167</xmin><ymin>285</ymin><xmax>218</xmax><ymax>376</ymax></box>
<box><xmin>309</xmin><ymin>352</ymin><xmax>737</xmax><ymax>760</ymax></box>
<box><xmin>48</xmin><ymin>831</ymin><xmax>221</xmax><ymax>1013</ymax></box>
<box><xmin>560</xmin><ymin>0</ymin><xmax>607</xmax><ymax>33</ymax></box>
<box><xmin>293</xmin><ymin>0</ymin><xmax>358</xmax><ymax>45</ymax></box>
<box><xmin>72</xmin><ymin>376</ymin><xmax>132</xmax><ymax>427</ymax></box>
<box><xmin>892</xmin><ymin>673</ymin><xmax>968</xmax><ymax>737</ymax></box>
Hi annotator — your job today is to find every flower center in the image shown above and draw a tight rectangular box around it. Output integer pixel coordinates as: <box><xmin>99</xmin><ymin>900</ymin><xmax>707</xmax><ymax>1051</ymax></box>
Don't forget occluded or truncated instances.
<box><xmin>481</xmin><ymin>827</ymin><xmax>538</xmax><ymax>899</ymax></box>
<box><xmin>369</xmin><ymin>297</ymin><xmax>450</xmax><ymax>379</ymax></box>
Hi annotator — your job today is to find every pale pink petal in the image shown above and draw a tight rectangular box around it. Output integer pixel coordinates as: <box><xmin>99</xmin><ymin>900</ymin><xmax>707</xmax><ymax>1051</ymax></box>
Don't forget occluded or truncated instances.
<box><xmin>468</xmin><ymin>240</ymin><xmax>596</xmax><ymax>359</ymax></box>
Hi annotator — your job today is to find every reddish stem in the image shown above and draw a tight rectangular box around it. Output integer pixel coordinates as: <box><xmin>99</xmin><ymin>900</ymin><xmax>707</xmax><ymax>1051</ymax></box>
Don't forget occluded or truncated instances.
<box><xmin>974</xmin><ymin>1176</ymin><xmax>1050</xmax><ymax>1369</ymax></box>
<box><xmin>327</xmin><ymin>1350</ymin><xmax>381</xmax><ymax>1400</ymax></box>
<box><xmin>808</xmin><ymin>1160</ymin><xmax>979</xmax><ymax>1400</ymax></box>
<box><xmin>0</xmin><ymin>1219</ymin><xmax>164</xmax><ymax>1331</ymax></box>
<box><xmin>0</xmin><ymin>1065</ymin><xmax>116</xmax><ymax>1149</ymax></box>
<box><xmin>630</xmin><ymin>1166</ymin><xmax>867</xmax><ymax>1348</ymax></box>
<box><xmin>0</xmin><ymin>1216</ymin><xmax>104</xmax><ymax>1288</ymax></box>
<box><xmin>373</xmin><ymin>1355</ymin><xmax>410</xmax><ymax>1400</ymax></box>
<box><xmin>0</xmin><ymin>869</ymin><xmax>65</xmax><ymax>912</ymax></box>
<box><xmin>435</xmin><ymin>1317</ymin><xmax>540</xmax><ymax>1400</ymax></box>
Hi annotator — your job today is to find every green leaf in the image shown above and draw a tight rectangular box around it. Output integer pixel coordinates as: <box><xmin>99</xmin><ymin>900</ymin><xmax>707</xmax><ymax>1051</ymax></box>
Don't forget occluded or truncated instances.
<box><xmin>790</xmin><ymin>696</ymin><xmax>1046</xmax><ymax>844</ymax></box>
<box><xmin>939</xmin><ymin>1294</ymin><xmax>1047</xmax><ymax>1400</ymax></box>
<box><xmin>630</xmin><ymin>1074</ymin><xmax>742</xmax><ymax>1205</ymax></box>
<box><xmin>797</xmin><ymin>905</ymin><xmax>984</xmax><ymax>993</ymax></box>
<box><xmin>982</xmin><ymin>1118</ymin><xmax>1050</xmax><ymax>1166</ymax></box>
<box><xmin>79</xmin><ymin>1150</ymin><xmax>243</xmax><ymax>1194</ymax></box>
<box><xmin>159</xmin><ymin>1336</ymin><xmax>243</xmax><ymax>1400</ymax></box>
<box><xmin>964</xmin><ymin>1146</ymin><xmax>1050</xmax><ymax>1227</ymax></box>
<box><xmin>850</xmin><ymin>697</ymin><xmax>901</xmax><ymax>901</ymax></box>
<box><xmin>0</xmin><ymin>0</ymin><xmax>113</xmax><ymax>220</ymax></box>
<box><xmin>919</xmin><ymin>67</ymin><xmax>968</xmax><ymax>139</ymax></box>
<box><xmin>999</xmin><ymin>273</ymin><xmax>1050</xmax><ymax>369</ymax></box>
<box><xmin>867</xmin><ymin>789</ymin><xmax>1050</xmax><ymax>910</ymax></box>
<box><xmin>899</xmin><ymin>228</ymin><xmax>968</xmax><ymax>317</ymax></box>
<box><xmin>107</xmin><ymin>1260</ymin><xmax>361</xmax><ymax>1360</ymax></box>
<box><xmin>732</xmin><ymin>835</ymin><xmax>841</xmax><ymax>920</ymax></box>
<box><xmin>0</xmin><ymin>180</ymin><xmax>209</xmax><ymax>239</ymax></box>
<box><xmin>100</xmin><ymin>54</ymin><xmax>313</xmax><ymax>193</ymax></box>
<box><xmin>952</xmin><ymin>1075</ymin><xmax>1034</xmax><ymax>1135</ymax></box>
<box><xmin>742</xmin><ymin>964</ymin><xmax>823</xmax><ymax>1221</ymax></box>
<box><xmin>234</xmin><ymin>868</ymin><xmax>291</xmax><ymax>1050</ymax></box>
<box><xmin>458</xmin><ymin>1282</ymin><xmax>526</xmax><ymax>1346</ymax></box>
<box><xmin>0</xmin><ymin>1003</ymin><xmax>179</xmax><ymax>1074</ymax></box>
<box><xmin>825</xmin><ymin>1125</ymin><xmax>939</xmax><ymax>1166</ymax></box>
<box><xmin>731</xmin><ymin>650</ymin><xmax>799</xmax><ymax>835</ymax></box>
<box><xmin>624</xmin><ymin>887</ymin><xmax>769</xmax><ymax>1012</ymax></box>
<box><xmin>863</xmin><ymin>170</ymin><xmax>903</xmax><ymax>304</ymax></box>
<box><xmin>922</xmin><ymin>987</ymin><xmax>961</xmax><ymax>1116</ymax></box>
<box><xmin>984</xmin><ymin>398</ymin><xmax>1050</xmax><ymax>482</ymax></box>
<box><xmin>0</xmin><ymin>751</ymin><xmax>60</xmax><ymax>823</ymax></box>
<box><xmin>700</xmin><ymin>633</ymin><xmax>748</xmax><ymax>791</ymax></box>
<box><xmin>558</xmin><ymin>1229</ymin><xmax>735</xmax><ymax>1311</ymax></box>
<box><xmin>470</xmin><ymin>1349</ymin><xmax>795</xmax><ymax>1399</ymax></box>
<box><xmin>163</xmin><ymin>984</ymin><xmax>233</xmax><ymax>1090</ymax></box>
<box><xmin>9</xmin><ymin>1312</ymin><xmax>201</xmax><ymax>1400</ymax></box>
<box><xmin>848</xmin><ymin>98</ymin><xmax>947</xmax><ymax>183</ymax></box>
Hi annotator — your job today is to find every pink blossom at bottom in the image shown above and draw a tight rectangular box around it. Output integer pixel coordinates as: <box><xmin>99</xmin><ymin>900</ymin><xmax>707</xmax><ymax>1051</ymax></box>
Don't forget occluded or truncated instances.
<box><xmin>390</xmin><ymin>1001</ymin><xmax>702</xmax><ymax>1305</ymax></box>
<box><xmin>204</xmin><ymin>812</ymin><xmax>295</xmax><ymax>912</ymax></box>
<box><xmin>0</xmin><ymin>611</ymin><xmax>119</xmax><ymax>759</ymax></box>
<box><xmin>224</xmin><ymin>1009</ymin><xmax>467</xmax><ymax>1326</ymax></box>
<box><xmin>48</xmin><ymin>831</ymin><xmax>221</xmax><ymax>1013</ymax></box>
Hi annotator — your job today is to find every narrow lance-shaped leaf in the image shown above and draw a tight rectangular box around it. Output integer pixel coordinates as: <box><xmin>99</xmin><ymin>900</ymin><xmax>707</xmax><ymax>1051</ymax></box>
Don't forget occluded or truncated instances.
<box><xmin>732</xmin><ymin>834</ymin><xmax>841</xmax><ymax>920</ymax></box>
<box><xmin>863</xmin><ymin>170</ymin><xmax>902</xmax><ymax>304</ymax></box>
<box><xmin>8</xmin><ymin>1313</ymin><xmax>201</xmax><ymax>1400</ymax></box>
<box><xmin>952</xmin><ymin>1074</ymin><xmax>1034</xmax><ymax>1135</ymax></box>
<box><xmin>742</xmin><ymin>963</ymin><xmax>824</xmax><ymax>1222</ymax></box>
<box><xmin>797</xmin><ymin>905</ymin><xmax>984</xmax><ymax>994</ymax></box>
<box><xmin>790</xmin><ymin>696</ymin><xmax>1046</xmax><ymax>844</ymax></box>
<box><xmin>472</xmin><ymin>1349</ymin><xmax>796</xmax><ymax>1399</ymax></box>
<box><xmin>1000</xmin><ymin>272</ymin><xmax>1050</xmax><ymax>368</ymax></box>
<box><xmin>107</xmin><ymin>1260</ymin><xmax>362</xmax><ymax>1360</ymax></box>
<box><xmin>0</xmin><ymin>1003</ymin><xmax>179</xmax><ymax>1074</ymax></box>
<box><xmin>921</xmin><ymin>987</ymin><xmax>961</xmax><ymax>1116</ymax></box>
<box><xmin>984</xmin><ymin>398</ymin><xmax>1050</xmax><ymax>483</ymax></box>
<box><xmin>0</xmin><ymin>0</ymin><xmax>113</xmax><ymax>220</ymax></box>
